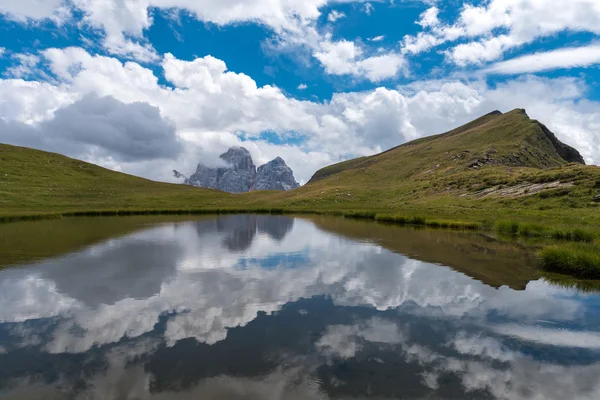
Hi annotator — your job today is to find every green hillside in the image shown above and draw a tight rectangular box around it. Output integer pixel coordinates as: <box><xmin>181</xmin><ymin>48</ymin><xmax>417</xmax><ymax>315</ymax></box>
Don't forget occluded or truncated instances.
<box><xmin>1</xmin><ymin>109</ymin><xmax>600</xmax><ymax>230</ymax></box>
<box><xmin>270</xmin><ymin>109</ymin><xmax>600</xmax><ymax>225</ymax></box>
<box><xmin>0</xmin><ymin>143</ymin><xmax>255</xmax><ymax>216</ymax></box>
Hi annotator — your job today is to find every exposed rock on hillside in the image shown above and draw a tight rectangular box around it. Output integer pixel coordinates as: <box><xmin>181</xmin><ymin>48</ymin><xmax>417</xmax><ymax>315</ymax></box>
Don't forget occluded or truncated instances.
<box><xmin>183</xmin><ymin>147</ymin><xmax>299</xmax><ymax>193</ymax></box>
<box><xmin>536</xmin><ymin>122</ymin><xmax>585</xmax><ymax>164</ymax></box>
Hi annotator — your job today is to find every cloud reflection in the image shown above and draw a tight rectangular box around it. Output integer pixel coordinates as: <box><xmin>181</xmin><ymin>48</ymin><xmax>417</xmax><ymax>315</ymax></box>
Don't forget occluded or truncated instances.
<box><xmin>0</xmin><ymin>215</ymin><xmax>599</xmax><ymax>399</ymax></box>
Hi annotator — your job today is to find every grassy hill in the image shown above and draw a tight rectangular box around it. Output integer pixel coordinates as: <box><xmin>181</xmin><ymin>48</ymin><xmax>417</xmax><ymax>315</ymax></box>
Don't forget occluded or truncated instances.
<box><xmin>0</xmin><ymin>143</ymin><xmax>256</xmax><ymax>217</ymax></box>
<box><xmin>267</xmin><ymin>109</ymin><xmax>600</xmax><ymax>226</ymax></box>
<box><xmin>1</xmin><ymin>108</ymin><xmax>599</xmax><ymax>230</ymax></box>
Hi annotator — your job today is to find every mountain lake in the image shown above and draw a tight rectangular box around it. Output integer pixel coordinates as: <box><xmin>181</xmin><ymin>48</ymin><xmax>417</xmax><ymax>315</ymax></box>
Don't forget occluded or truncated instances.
<box><xmin>0</xmin><ymin>214</ymin><xmax>599</xmax><ymax>399</ymax></box>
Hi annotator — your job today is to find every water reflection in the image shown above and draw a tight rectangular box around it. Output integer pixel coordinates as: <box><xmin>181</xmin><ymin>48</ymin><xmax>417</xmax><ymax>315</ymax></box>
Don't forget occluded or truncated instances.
<box><xmin>0</xmin><ymin>215</ymin><xmax>600</xmax><ymax>399</ymax></box>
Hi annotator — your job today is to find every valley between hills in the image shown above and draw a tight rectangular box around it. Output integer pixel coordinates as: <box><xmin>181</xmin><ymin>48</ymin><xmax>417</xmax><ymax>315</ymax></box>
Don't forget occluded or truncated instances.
<box><xmin>2</xmin><ymin>108</ymin><xmax>600</xmax><ymax>277</ymax></box>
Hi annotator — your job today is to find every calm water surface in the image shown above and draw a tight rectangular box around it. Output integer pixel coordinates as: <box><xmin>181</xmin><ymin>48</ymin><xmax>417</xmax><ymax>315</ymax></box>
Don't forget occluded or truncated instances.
<box><xmin>1</xmin><ymin>215</ymin><xmax>600</xmax><ymax>399</ymax></box>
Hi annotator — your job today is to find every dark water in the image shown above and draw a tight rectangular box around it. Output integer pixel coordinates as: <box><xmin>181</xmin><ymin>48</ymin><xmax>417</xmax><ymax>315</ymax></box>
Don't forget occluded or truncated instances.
<box><xmin>1</xmin><ymin>215</ymin><xmax>600</xmax><ymax>400</ymax></box>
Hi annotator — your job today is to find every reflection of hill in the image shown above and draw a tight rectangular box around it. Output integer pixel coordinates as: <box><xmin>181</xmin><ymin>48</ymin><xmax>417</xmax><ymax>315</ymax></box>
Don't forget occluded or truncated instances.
<box><xmin>310</xmin><ymin>216</ymin><xmax>540</xmax><ymax>290</ymax></box>
<box><xmin>195</xmin><ymin>215</ymin><xmax>294</xmax><ymax>252</ymax></box>
<box><xmin>0</xmin><ymin>215</ymin><xmax>214</xmax><ymax>269</ymax></box>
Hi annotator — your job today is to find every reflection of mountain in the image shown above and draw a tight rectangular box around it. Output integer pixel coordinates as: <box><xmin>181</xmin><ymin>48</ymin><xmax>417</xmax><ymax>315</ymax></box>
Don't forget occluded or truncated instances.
<box><xmin>195</xmin><ymin>215</ymin><xmax>294</xmax><ymax>252</ymax></box>
<box><xmin>1</xmin><ymin>216</ymin><xmax>600</xmax><ymax>399</ymax></box>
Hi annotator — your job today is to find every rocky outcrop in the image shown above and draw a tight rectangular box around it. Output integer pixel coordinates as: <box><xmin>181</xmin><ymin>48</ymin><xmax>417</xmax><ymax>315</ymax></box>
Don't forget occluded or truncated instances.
<box><xmin>183</xmin><ymin>147</ymin><xmax>299</xmax><ymax>193</ymax></box>
<box><xmin>537</xmin><ymin>122</ymin><xmax>585</xmax><ymax>164</ymax></box>
<box><xmin>252</xmin><ymin>157</ymin><xmax>300</xmax><ymax>191</ymax></box>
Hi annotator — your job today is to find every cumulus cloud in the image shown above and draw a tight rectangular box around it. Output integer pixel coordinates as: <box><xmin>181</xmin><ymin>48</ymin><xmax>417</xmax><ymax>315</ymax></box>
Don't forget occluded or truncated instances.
<box><xmin>1</xmin><ymin>48</ymin><xmax>599</xmax><ymax>184</ymax></box>
<box><xmin>4</xmin><ymin>53</ymin><xmax>42</xmax><ymax>79</ymax></box>
<box><xmin>402</xmin><ymin>0</ymin><xmax>600</xmax><ymax>66</ymax></box>
<box><xmin>0</xmin><ymin>0</ymin><xmax>330</xmax><ymax>61</ymax></box>
<box><xmin>314</xmin><ymin>38</ymin><xmax>407</xmax><ymax>81</ymax></box>
<box><xmin>2</xmin><ymin>94</ymin><xmax>182</xmax><ymax>162</ymax></box>
<box><xmin>0</xmin><ymin>0</ymin><xmax>67</xmax><ymax>21</ymax></box>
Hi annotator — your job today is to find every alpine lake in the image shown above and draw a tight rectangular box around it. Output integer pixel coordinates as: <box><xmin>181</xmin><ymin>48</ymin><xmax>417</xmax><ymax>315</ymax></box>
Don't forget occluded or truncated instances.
<box><xmin>1</xmin><ymin>214</ymin><xmax>600</xmax><ymax>400</ymax></box>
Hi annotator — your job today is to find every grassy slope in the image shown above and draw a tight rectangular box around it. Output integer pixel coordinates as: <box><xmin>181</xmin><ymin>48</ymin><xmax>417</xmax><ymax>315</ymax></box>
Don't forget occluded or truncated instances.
<box><xmin>269</xmin><ymin>109</ymin><xmax>600</xmax><ymax>228</ymax></box>
<box><xmin>0</xmin><ymin>143</ymin><xmax>272</xmax><ymax>215</ymax></box>
<box><xmin>2</xmin><ymin>109</ymin><xmax>600</xmax><ymax>231</ymax></box>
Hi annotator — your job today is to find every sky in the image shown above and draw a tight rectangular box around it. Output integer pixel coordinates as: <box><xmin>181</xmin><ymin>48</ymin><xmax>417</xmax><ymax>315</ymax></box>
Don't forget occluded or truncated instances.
<box><xmin>0</xmin><ymin>0</ymin><xmax>599</xmax><ymax>184</ymax></box>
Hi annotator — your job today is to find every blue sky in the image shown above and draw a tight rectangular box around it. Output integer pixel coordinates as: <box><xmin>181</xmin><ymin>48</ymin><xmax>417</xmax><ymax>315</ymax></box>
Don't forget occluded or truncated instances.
<box><xmin>1</xmin><ymin>0</ymin><xmax>600</xmax><ymax>183</ymax></box>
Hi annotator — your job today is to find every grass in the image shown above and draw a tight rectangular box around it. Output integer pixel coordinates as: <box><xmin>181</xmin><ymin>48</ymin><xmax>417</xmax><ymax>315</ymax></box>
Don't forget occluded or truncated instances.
<box><xmin>494</xmin><ymin>221</ymin><xmax>596</xmax><ymax>242</ymax></box>
<box><xmin>2</xmin><ymin>109</ymin><xmax>600</xmax><ymax>279</ymax></box>
<box><xmin>538</xmin><ymin>243</ymin><xmax>600</xmax><ymax>279</ymax></box>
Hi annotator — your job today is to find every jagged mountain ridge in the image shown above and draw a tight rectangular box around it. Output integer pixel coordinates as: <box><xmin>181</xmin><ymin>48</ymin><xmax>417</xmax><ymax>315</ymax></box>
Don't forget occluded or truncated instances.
<box><xmin>177</xmin><ymin>147</ymin><xmax>299</xmax><ymax>193</ymax></box>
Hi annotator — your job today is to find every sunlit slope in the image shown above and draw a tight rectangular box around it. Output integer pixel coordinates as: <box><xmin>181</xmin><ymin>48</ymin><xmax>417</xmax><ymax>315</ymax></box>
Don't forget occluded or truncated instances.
<box><xmin>273</xmin><ymin>109</ymin><xmax>600</xmax><ymax>221</ymax></box>
<box><xmin>0</xmin><ymin>143</ymin><xmax>248</xmax><ymax>214</ymax></box>
<box><xmin>309</xmin><ymin>109</ymin><xmax>583</xmax><ymax>185</ymax></box>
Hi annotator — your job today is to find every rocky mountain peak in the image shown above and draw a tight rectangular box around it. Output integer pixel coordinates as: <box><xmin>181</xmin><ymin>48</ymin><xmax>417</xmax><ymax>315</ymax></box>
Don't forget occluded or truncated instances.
<box><xmin>220</xmin><ymin>146</ymin><xmax>256</xmax><ymax>171</ymax></box>
<box><xmin>181</xmin><ymin>147</ymin><xmax>299</xmax><ymax>193</ymax></box>
<box><xmin>254</xmin><ymin>156</ymin><xmax>299</xmax><ymax>191</ymax></box>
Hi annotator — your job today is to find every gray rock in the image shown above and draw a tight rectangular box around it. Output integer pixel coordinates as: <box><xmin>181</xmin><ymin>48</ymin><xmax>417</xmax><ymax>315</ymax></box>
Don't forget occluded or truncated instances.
<box><xmin>593</xmin><ymin>193</ymin><xmax>600</xmax><ymax>202</ymax></box>
<box><xmin>184</xmin><ymin>147</ymin><xmax>299</xmax><ymax>193</ymax></box>
<box><xmin>252</xmin><ymin>157</ymin><xmax>299</xmax><ymax>191</ymax></box>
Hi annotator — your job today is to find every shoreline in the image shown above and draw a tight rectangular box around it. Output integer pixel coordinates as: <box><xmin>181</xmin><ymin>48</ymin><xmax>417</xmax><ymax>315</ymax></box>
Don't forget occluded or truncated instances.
<box><xmin>2</xmin><ymin>207</ymin><xmax>598</xmax><ymax>279</ymax></box>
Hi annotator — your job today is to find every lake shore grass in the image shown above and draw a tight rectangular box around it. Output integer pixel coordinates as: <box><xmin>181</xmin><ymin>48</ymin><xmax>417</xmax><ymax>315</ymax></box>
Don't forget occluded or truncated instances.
<box><xmin>3</xmin><ymin>206</ymin><xmax>600</xmax><ymax>280</ymax></box>
<box><xmin>538</xmin><ymin>243</ymin><xmax>600</xmax><ymax>279</ymax></box>
<box><xmin>2</xmin><ymin>141</ymin><xmax>600</xmax><ymax>280</ymax></box>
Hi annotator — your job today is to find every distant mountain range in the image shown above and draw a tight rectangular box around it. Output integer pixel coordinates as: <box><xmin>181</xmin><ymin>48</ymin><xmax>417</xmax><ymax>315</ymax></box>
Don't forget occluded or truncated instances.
<box><xmin>174</xmin><ymin>147</ymin><xmax>299</xmax><ymax>193</ymax></box>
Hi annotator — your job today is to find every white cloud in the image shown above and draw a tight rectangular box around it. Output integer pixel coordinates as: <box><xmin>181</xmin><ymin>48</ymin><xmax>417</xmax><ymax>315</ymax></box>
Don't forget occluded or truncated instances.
<box><xmin>327</xmin><ymin>9</ymin><xmax>345</xmax><ymax>22</ymax></box>
<box><xmin>417</xmin><ymin>6</ymin><xmax>439</xmax><ymax>28</ymax></box>
<box><xmin>67</xmin><ymin>0</ymin><xmax>329</xmax><ymax>60</ymax></box>
<box><xmin>0</xmin><ymin>0</ymin><xmax>330</xmax><ymax>61</ymax></box>
<box><xmin>368</xmin><ymin>35</ymin><xmax>385</xmax><ymax>42</ymax></box>
<box><xmin>402</xmin><ymin>0</ymin><xmax>600</xmax><ymax>66</ymax></box>
<box><xmin>4</xmin><ymin>53</ymin><xmax>42</xmax><ymax>79</ymax></box>
<box><xmin>0</xmin><ymin>47</ymin><xmax>5</xmax><ymax>57</ymax></box>
<box><xmin>484</xmin><ymin>44</ymin><xmax>600</xmax><ymax>75</ymax></box>
<box><xmin>1</xmin><ymin>48</ymin><xmax>600</xmax><ymax>185</ymax></box>
<box><xmin>314</xmin><ymin>39</ymin><xmax>361</xmax><ymax>75</ymax></box>
<box><xmin>358</xmin><ymin>53</ymin><xmax>406</xmax><ymax>82</ymax></box>
<box><xmin>362</xmin><ymin>2</ymin><xmax>374</xmax><ymax>15</ymax></box>
<box><xmin>297</xmin><ymin>83</ymin><xmax>308</xmax><ymax>90</ymax></box>
<box><xmin>447</xmin><ymin>34</ymin><xmax>519</xmax><ymax>66</ymax></box>
<box><xmin>314</xmin><ymin>38</ymin><xmax>407</xmax><ymax>81</ymax></box>
<box><xmin>0</xmin><ymin>0</ymin><xmax>67</xmax><ymax>21</ymax></box>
